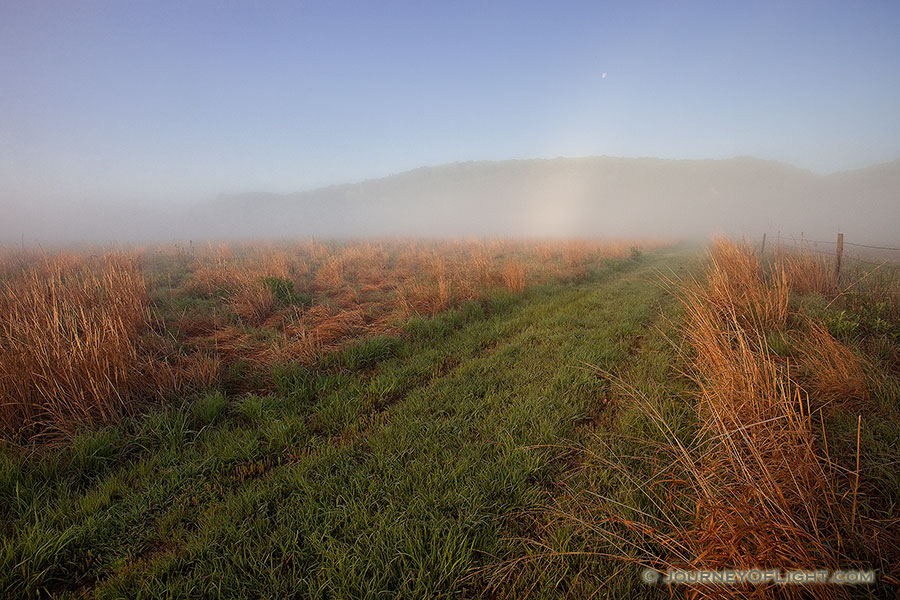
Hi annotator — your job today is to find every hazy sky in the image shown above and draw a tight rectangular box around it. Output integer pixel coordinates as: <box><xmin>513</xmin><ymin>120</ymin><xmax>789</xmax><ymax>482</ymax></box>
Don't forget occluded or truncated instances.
<box><xmin>2</xmin><ymin>0</ymin><xmax>900</xmax><ymax>205</ymax></box>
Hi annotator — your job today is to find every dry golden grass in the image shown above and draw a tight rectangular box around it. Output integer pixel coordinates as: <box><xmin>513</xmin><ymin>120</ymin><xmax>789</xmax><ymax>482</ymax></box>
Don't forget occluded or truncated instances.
<box><xmin>499</xmin><ymin>239</ymin><xmax>895</xmax><ymax>599</ymax></box>
<box><xmin>775</xmin><ymin>249</ymin><xmax>838</xmax><ymax>297</ymax></box>
<box><xmin>795</xmin><ymin>321</ymin><xmax>868</xmax><ymax>410</ymax></box>
<box><xmin>0</xmin><ymin>253</ymin><xmax>151</xmax><ymax>437</ymax></box>
<box><xmin>502</xmin><ymin>259</ymin><xmax>527</xmax><ymax>293</ymax></box>
<box><xmin>706</xmin><ymin>236</ymin><xmax>789</xmax><ymax>329</ymax></box>
<box><xmin>0</xmin><ymin>238</ymin><xmax>667</xmax><ymax>440</ymax></box>
<box><xmin>680</xmin><ymin>284</ymin><xmax>856</xmax><ymax>594</ymax></box>
<box><xmin>396</xmin><ymin>278</ymin><xmax>453</xmax><ymax>316</ymax></box>
<box><xmin>232</xmin><ymin>281</ymin><xmax>276</xmax><ymax>326</ymax></box>
<box><xmin>633</xmin><ymin>238</ymin><xmax>892</xmax><ymax>598</ymax></box>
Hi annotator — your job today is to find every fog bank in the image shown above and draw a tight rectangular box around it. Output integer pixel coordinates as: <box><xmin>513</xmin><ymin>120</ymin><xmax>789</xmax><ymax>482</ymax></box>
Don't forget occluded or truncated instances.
<box><xmin>4</xmin><ymin>156</ymin><xmax>899</xmax><ymax>246</ymax></box>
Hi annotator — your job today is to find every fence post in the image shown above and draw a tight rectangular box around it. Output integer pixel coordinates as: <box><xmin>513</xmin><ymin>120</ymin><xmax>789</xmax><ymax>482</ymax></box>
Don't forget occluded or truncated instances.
<box><xmin>835</xmin><ymin>233</ymin><xmax>844</xmax><ymax>280</ymax></box>
<box><xmin>760</xmin><ymin>233</ymin><xmax>766</xmax><ymax>256</ymax></box>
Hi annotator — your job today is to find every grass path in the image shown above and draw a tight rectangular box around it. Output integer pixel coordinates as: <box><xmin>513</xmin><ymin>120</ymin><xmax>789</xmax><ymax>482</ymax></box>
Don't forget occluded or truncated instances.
<box><xmin>1</xmin><ymin>249</ymin><xmax>698</xmax><ymax>598</ymax></box>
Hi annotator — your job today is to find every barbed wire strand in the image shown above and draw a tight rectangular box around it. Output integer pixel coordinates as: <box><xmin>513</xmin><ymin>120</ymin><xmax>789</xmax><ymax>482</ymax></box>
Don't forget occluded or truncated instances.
<box><xmin>771</xmin><ymin>238</ymin><xmax>900</xmax><ymax>252</ymax></box>
<box><xmin>769</xmin><ymin>243</ymin><xmax>900</xmax><ymax>271</ymax></box>
<box><xmin>844</xmin><ymin>241</ymin><xmax>900</xmax><ymax>252</ymax></box>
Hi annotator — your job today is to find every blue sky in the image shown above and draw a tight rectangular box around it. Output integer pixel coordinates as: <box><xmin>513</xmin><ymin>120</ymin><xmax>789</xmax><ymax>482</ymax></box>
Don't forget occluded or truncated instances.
<box><xmin>2</xmin><ymin>0</ymin><xmax>899</xmax><ymax>204</ymax></box>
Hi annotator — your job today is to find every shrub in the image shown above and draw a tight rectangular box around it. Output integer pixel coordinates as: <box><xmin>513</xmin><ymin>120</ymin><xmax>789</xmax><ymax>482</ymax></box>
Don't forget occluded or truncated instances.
<box><xmin>263</xmin><ymin>276</ymin><xmax>311</xmax><ymax>307</ymax></box>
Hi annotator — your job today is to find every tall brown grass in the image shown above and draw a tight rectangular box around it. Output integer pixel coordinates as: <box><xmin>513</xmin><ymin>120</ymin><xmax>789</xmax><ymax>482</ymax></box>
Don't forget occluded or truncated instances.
<box><xmin>705</xmin><ymin>236</ymin><xmax>789</xmax><ymax>329</ymax></box>
<box><xmin>502</xmin><ymin>259</ymin><xmax>527</xmax><ymax>293</ymax></box>
<box><xmin>0</xmin><ymin>253</ymin><xmax>151</xmax><ymax>438</ymax></box>
<box><xmin>492</xmin><ymin>238</ymin><xmax>895</xmax><ymax>599</ymax></box>
<box><xmin>232</xmin><ymin>281</ymin><xmax>276</xmax><ymax>326</ymax></box>
<box><xmin>796</xmin><ymin>321</ymin><xmax>868</xmax><ymax>410</ymax></box>
<box><xmin>176</xmin><ymin>239</ymin><xmax>664</xmax><ymax>364</ymax></box>
<box><xmin>640</xmin><ymin>239</ymin><xmax>891</xmax><ymax>598</ymax></box>
<box><xmin>678</xmin><ymin>275</ymin><xmax>858</xmax><ymax>595</ymax></box>
<box><xmin>775</xmin><ymin>249</ymin><xmax>838</xmax><ymax>297</ymax></box>
<box><xmin>1</xmin><ymin>238</ymin><xmax>668</xmax><ymax>440</ymax></box>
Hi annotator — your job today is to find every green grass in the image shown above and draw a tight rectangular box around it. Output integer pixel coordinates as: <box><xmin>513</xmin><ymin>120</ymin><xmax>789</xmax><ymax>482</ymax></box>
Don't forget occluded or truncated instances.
<box><xmin>790</xmin><ymin>288</ymin><xmax>900</xmax><ymax>516</ymax></box>
<box><xmin>0</xmin><ymin>248</ymin><xmax>704</xmax><ymax>598</ymax></box>
<box><xmin>263</xmin><ymin>276</ymin><xmax>313</xmax><ymax>307</ymax></box>
<box><xmin>7</xmin><ymin>245</ymin><xmax>896</xmax><ymax>597</ymax></box>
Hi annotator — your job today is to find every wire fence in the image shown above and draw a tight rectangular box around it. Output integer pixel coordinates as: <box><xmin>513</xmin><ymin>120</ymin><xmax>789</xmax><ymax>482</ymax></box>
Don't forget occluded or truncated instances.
<box><xmin>766</xmin><ymin>234</ymin><xmax>900</xmax><ymax>273</ymax></box>
<box><xmin>844</xmin><ymin>241</ymin><xmax>900</xmax><ymax>252</ymax></box>
<box><xmin>795</xmin><ymin>238</ymin><xmax>900</xmax><ymax>252</ymax></box>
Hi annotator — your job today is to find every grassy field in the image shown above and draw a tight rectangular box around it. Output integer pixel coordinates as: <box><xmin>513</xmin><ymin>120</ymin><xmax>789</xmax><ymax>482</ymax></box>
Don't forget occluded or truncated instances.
<box><xmin>0</xmin><ymin>239</ymin><xmax>661</xmax><ymax>439</ymax></box>
<box><xmin>504</xmin><ymin>241</ymin><xmax>900</xmax><ymax>599</ymax></box>
<box><xmin>2</xmin><ymin>240</ymin><xmax>899</xmax><ymax>599</ymax></box>
<box><xmin>0</xmin><ymin>246</ymin><xmax>695</xmax><ymax>597</ymax></box>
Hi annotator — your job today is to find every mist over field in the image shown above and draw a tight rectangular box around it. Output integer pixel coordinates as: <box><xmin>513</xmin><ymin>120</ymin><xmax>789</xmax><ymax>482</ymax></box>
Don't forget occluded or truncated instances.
<box><xmin>6</xmin><ymin>4</ymin><xmax>900</xmax><ymax>597</ymax></box>
<box><xmin>4</xmin><ymin>155</ymin><xmax>899</xmax><ymax>245</ymax></box>
<box><xmin>4</xmin><ymin>3</ymin><xmax>900</xmax><ymax>248</ymax></box>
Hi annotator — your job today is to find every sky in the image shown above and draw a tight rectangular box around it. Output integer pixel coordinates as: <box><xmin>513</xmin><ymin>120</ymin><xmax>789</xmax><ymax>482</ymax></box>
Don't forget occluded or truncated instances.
<box><xmin>2</xmin><ymin>0</ymin><xmax>900</xmax><ymax>207</ymax></box>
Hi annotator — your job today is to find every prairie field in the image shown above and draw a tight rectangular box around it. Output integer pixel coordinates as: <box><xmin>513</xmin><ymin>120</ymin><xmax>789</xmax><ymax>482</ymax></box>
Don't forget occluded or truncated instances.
<box><xmin>1</xmin><ymin>238</ymin><xmax>899</xmax><ymax>598</ymax></box>
<box><xmin>6</xmin><ymin>1</ymin><xmax>899</xmax><ymax>597</ymax></box>
<box><xmin>0</xmin><ymin>238</ymin><xmax>656</xmax><ymax>439</ymax></box>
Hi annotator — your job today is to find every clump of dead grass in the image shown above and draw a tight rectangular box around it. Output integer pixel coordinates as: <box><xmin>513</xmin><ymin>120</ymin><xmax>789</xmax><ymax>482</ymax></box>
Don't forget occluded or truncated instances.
<box><xmin>706</xmin><ymin>237</ymin><xmax>789</xmax><ymax>329</ymax></box>
<box><xmin>647</xmin><ymin>240</ymin><xmax>891</xmax><ymax>596</ymax></box>
<box><xmin>795</xmin><ymin>321</ymin><xmax>868</xmax><ymax>410</ymax></box>
<box><xmin>775</xmin><ymin>249</ymin><xmax>838</xmax><ymax>297</ymax></box>
<box><xmin>0</xmin><ymin>253</ymin><xmax>152</xmax><ymax>438</ymax></box>
<box><xmin>502</xmin><ymin>259</ymin><xmax>527</xmax><ymax>293</ymax></box>
<box><xmin>232</xmin><ymin>281</ymin><xmax>276</xmax><ymax>326</ymax></box>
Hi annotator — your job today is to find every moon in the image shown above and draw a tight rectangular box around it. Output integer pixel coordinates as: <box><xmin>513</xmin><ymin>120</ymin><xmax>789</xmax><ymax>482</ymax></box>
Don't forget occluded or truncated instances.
<box><xmin>601</xmin><ymin>72</ymin><xmax>607</xmax><ymax>78</ymax></box>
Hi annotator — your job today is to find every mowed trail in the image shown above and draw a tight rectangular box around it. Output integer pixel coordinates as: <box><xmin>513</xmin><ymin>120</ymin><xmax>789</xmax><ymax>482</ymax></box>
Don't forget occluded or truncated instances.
<box><xmin>2</xmin><ymin>249</ymin><xmax>696</xmax><ymax>599</ymax></box>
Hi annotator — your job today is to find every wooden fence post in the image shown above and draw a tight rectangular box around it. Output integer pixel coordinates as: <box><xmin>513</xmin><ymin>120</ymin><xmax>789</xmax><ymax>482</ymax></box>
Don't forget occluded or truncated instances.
<box><xmin>760</xmin><ymin>233</ymin><xmax>766</xmax><ymax>256</ymax></box>
<box><xmin>835</xmin><ymin>233</ymin><xmax>844</xmax><ymax>280</ymax></box>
